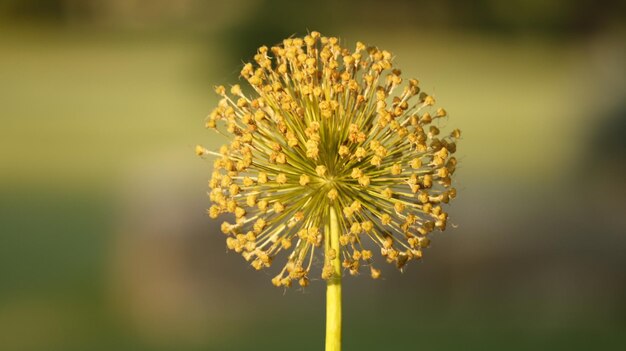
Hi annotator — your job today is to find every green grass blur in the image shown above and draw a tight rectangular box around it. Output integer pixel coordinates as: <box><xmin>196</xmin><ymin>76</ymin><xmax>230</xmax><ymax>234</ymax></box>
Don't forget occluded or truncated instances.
<box><xmin>1</xmin><ymin>1</ymin><xmax>625</xmax><ymax>350</ymax></box>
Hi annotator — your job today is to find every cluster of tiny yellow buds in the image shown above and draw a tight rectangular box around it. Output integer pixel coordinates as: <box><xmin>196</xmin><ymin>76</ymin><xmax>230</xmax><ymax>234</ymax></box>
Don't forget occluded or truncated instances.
<box><xmin>198</xmin><ymin>31</ymin><xmax>461</xmax><ymax>287</ymax></box>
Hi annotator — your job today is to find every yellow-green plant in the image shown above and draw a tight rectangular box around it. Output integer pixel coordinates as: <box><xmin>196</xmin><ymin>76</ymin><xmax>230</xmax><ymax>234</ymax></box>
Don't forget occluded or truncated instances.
<box><xmin>197</xmin><ymin>31</ymin><xmax>460</xmax><ymax>351</ymax></box>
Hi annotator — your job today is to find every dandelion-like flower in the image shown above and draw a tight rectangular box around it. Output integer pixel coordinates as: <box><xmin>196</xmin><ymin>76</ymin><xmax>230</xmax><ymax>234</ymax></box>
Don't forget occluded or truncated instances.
<box><xmin>197</xmin><ymin>31</ymin><xmax>460</xmax><ymax>289</ymax></box>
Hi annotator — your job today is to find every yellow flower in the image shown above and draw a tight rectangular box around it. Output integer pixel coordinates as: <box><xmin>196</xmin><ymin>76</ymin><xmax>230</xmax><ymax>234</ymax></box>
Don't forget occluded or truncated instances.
<box><xmin>199</xmin><ymin>31</ymin><xmax>461</xmax><ymax>287</ymax></box>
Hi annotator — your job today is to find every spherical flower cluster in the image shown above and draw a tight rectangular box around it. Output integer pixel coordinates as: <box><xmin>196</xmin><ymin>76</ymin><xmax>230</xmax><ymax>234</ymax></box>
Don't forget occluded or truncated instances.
<box><xmin>197</xmin><ymin>31</ymin><xmax>460</xmax><ymax>288</ymax></box>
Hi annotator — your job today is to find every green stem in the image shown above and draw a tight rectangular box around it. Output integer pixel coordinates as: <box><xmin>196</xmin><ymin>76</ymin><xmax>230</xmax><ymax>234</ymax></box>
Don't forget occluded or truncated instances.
<box><xmin>325</xmin><ymin>206</ymin><xmax>342</xmax><ymax>351</ymax></box>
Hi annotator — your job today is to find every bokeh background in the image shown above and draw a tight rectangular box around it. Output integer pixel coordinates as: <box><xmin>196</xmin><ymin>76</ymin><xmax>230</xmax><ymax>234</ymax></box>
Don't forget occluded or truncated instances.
<box><xmin>1</xmin><ymin>0</ymin><xmax>625</xmax><ymax>350</ymax></box>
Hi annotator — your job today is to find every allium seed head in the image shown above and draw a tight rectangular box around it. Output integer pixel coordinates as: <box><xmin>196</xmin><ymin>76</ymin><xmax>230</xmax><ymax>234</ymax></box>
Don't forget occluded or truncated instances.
<box><xmin>199</xmin><ymin>31</ymin><xmax>461</xmax><ymax>288</ymax></box>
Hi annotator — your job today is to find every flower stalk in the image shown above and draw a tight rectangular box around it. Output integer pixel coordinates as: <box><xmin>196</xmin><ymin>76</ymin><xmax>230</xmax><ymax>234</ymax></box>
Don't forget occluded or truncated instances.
<box><xmin>325</xmin><ymin>206</ymin><xmax>341</xmax><ymax>351</ymax></box>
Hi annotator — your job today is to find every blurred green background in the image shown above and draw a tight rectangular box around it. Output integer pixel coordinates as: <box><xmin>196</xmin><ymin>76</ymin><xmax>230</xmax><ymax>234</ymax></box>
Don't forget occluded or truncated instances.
<box><xmin>1</xmin><ymin>0</ymin><xmax>625</xmax><ymax>350</ymax></box>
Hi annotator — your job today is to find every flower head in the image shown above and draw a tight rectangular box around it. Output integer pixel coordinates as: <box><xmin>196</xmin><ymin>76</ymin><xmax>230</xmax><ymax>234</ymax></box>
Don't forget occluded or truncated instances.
<box><xmin>199</xmin><ymin>31</ymin><xmax>460</xmax><ymax>287</ymax></box>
